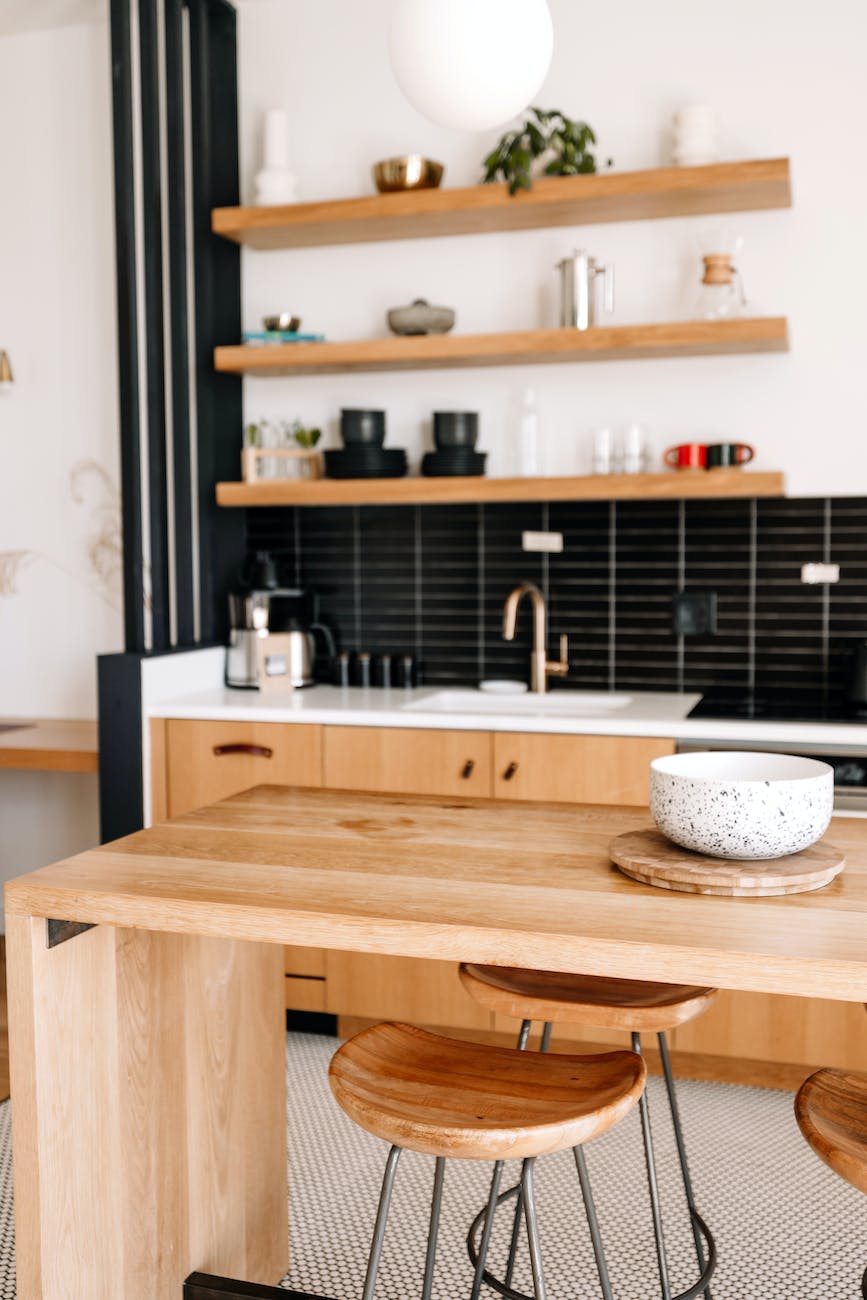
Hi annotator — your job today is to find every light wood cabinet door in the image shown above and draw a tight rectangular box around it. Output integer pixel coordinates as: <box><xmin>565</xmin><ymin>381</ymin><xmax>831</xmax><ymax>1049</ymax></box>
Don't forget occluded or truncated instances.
<box><xmin>492</xmin><ymin>732</ymin><xmax>675</xmax><ymax>805</ymax></box>
<box><xmin>325</xmin><ymin>953</ymin><xmax>493</xmax><ymax>1032</ymax></box>
<box><xmin>672</xmin><ymin>990</ymin><xmax>867</xmax><ymax>1075</ymax></box>
<box><xmin>164</xmin><ymin>719</ymin><xmax>322</xmax><ymax>818</ymax></box>
<box><xmin>323</xmin><ymin>726</ymin><xmax>493</xmax><ymax>797</ymax></box>
<box><xmin>284</xmin><ymin>946</ymin><xmax>328</xmax><ymax>1013</ymax></box>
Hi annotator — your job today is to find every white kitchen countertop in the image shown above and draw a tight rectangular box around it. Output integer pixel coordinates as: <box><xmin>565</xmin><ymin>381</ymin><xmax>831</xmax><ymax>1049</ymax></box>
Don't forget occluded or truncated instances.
<box><xmin>148</xmin><ymin>683</ymin><xmax>867</xmax><ymax>747</ymax></box>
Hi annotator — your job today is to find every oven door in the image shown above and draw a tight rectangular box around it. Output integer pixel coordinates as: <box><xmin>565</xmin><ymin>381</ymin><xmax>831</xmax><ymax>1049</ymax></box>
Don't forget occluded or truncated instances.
<box><xmin>676</xmin><ymin>739</ymin><xmax>867</xmax><ymax>812</ymax></box>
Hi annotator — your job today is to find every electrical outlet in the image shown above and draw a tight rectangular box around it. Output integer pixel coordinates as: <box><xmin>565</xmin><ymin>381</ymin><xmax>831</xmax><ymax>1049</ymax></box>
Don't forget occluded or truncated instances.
<box><xmin>522</xmin><ymin>530</ymin><xmax>564</xmax><ymax>553</ymax></box>
<box><xmin>801</xmin><ymin>563</ymin><xmax>840</xmax><ymax>584</ymax></box>
<box><xmin>672</xmin><ymin>590</ymin><xmax>717</xmax><ymax>637</ymax></box>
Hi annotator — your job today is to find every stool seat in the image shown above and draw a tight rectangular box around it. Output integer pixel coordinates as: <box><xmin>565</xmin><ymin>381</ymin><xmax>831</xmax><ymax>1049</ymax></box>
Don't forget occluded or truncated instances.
<box><xmin>329</xmin><ymin>1021</ymin><xmax>645</xmax><ymax>1161</ymax></box>
<box><xmin>459</xmin><ymin>963</ymin><xmax>717</xmax><ymax>1033</ymax></box>
<box><xmin>795</xmin><ymin>1068</ymin><xmax>867</xmax><ymax>1195</ymax></box>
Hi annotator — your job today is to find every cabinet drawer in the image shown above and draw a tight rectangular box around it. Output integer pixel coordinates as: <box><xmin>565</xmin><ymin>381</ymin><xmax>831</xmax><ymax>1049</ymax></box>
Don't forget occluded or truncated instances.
<box><xmin>323</xmin><ymin>726</ymin><xmax>493</xmax><ymax>797</ymax></box>
<box><xmin>493</xmin><ymin>733</ymin><xmax>675</xmax><ymax>805</ymax></box>
<box><xmin>165</xmin><ymin>719</ymin><xmax>322</xmax><ymax>817</ymax></box>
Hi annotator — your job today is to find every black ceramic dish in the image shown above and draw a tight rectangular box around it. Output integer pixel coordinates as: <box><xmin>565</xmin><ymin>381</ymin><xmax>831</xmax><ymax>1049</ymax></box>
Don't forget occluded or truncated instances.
<box><xmin>433</xmin><ymin>411</ymin><xmax>479</xmax><ymax>449</ymax></box>
<box><xmin>325</xmin><ymin>448</ymin><xmax>408</xmax><ymax>479</ymax></box>
<box><xmin>340</xmin><ymin>408</ymin><xmax>387</xmax><ymax>446</ymax></box>
<box><xmin>421</xmin><ymin>450</ymin><xmax>486</xmax><ymax>477</ymax></box>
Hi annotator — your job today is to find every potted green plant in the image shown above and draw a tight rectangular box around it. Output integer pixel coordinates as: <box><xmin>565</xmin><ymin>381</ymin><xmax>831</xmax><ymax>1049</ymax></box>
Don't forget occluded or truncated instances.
<box><xmin>482</xmin><ymin>107</ymin><xmax>612</xmax><ymax>195</ymax></box>
<box><xmin>242</xmin><ymin>418</ymin><xmax>323</xmax><ymax>483</ymax></box>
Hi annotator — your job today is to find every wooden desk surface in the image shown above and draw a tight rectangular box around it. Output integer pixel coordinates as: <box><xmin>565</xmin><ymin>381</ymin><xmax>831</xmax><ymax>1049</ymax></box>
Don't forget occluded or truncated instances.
<box><xmin>8</xmin><ymin>784</ymin><xmax>867</xmax><ymax>1002</ymax></box>
<box><xmin>0</xmin><ymin>718</ymin><xmax>98</xmax><ymax>773</ymax></box>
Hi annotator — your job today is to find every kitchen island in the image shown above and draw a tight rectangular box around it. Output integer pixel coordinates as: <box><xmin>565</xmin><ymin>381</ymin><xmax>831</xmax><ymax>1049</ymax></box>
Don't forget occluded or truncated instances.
<box><xmin>8</xmin><ymin>784</ymin><xmax>867</xmax><ymax>1299</ymax></box>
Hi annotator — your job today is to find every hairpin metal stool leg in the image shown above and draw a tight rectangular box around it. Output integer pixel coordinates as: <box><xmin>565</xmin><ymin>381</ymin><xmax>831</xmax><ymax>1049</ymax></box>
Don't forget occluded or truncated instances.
<box><xmin>503</xmin><ymin>1023</ymin><xmax>552</xmax><ymax>1286</ymax></box>
<box><xmin>632</xmin><ymin>1032</ymin><xmax>673</xmax><ymax>1300</ymax></box>
<box><xmin>362</xmin><ymin>1145</ymin><xmax>402</xmax><ymax>1300</ymax></box>
<box><xmin>521</xmin><ymin>1158</ymin><xmax>548</xmax><ymax>1300</ymax></box>
<box><xmin>422</xmin><ymin>1158</ymin><xmax>446</xmax><ymax>1300</ymax></box>
<box><xmin>468</xmin><ymin>1020</ymin><xmax>532</xmax><ymax>1298</ymax></box>
<box><xmin>658</xmin><ymin>1032</ymin><xmax>715</xmax><ymax>1299</ymax></box>
<box><xmin>573</xmin><ymin>1145</ymin><xmax>615</xmax><ymax>1300</ymax></box>
<box><xmin>470</xmin><ymin>1020</ymin><xmax>614</xmax><ymax>1300</ymax></box>
<box><xmin>470</xmin><ymin>1160</ymin><xmax>506</xmax><ymax>1300</ymax></box>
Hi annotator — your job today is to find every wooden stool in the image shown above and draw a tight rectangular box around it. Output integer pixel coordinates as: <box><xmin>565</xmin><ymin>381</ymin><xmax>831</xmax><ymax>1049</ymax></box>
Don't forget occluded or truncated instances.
<box><xmin>459</xmin><ymin>965</ymin><xmax>719</xmax><ymax>1300</ymax></box>
<box><xmin>795</xmin><ymin>1068</ymin><xmax>867</xmax><ymax>1297</ymax></box>
<box><xmin>329</xmin><ymin>1021</ymin><xmax>646</xmax><ymax>1300</ymax></box>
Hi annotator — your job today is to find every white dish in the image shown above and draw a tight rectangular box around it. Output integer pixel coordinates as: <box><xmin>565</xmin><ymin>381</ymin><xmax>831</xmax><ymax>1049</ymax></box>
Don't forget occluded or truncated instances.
<box><xmin>479</xmin><ymin>680</ymin><xmax>528</xmax><ymax>695</ymax></box>
<box><xmin>649</xmin><ymin>751</ymin><xmax>834</xmax><ymax>860</ymax></box>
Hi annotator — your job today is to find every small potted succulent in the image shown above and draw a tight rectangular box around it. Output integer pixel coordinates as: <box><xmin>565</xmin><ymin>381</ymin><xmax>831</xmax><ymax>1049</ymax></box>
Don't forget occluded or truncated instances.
<box><xmin>482</xmin><ymin>107</ymin><xmax>612</xmax><ymax>195</ymax></box>
<box><xmin>242</xmin><ymin>418</ymin><xmax>323</xmax><ymax>482</ymax></box>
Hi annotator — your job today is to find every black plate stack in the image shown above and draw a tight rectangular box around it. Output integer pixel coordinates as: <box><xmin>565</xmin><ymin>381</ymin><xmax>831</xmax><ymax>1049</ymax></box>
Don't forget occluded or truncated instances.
<box><xmin>421</xmin><ymin>411</ymin><xmax>486</xmax><ymax>477</ymax></box>
<box><xmin>324</xmin><ymin>409</ymin><xmax>408</xmax><ymax>479</ymax></box>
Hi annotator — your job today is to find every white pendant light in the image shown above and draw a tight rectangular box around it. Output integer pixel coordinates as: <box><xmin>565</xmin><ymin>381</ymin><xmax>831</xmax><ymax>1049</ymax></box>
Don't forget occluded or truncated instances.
<box><xmin>388</xmin><ymin>0</ymin><xmax>554</xmax><ymax>133</ymax></box>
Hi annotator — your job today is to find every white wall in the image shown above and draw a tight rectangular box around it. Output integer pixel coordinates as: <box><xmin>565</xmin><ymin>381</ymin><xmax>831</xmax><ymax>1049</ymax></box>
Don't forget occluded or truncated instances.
<box><xmin>0</xmin><ymin>15</ymin><xmax>120</xmax><ymax>918</ymax></box>
<box><xmin>235</xmin><ymin>0</ymin><xmax>867</xmax><ymax>496</ymax></box>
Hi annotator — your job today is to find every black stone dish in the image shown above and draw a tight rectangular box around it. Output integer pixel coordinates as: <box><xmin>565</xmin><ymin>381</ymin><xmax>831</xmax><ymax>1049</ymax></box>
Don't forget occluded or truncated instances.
<box><xmin>421</xmin><ymin>450</ymin><xmax>486</xmax><ymax>477</ymax></box>
<box><xmin>433</xmin><ymin>411</ymin><xmax>479</xmax><ymax>450</ymax></box>
<box><xmin>324</xmin><ymin>448</ymin><xmax>408</xmax><ymax>479</ymax></box>
<box><xmin>340</xmin><ymin>408</ymin><xmax>386</xmax><ymax>446</ymax></box>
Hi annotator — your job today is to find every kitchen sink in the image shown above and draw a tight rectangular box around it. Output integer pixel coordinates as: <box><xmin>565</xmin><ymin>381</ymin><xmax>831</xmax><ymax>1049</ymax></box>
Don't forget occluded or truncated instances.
<box><xmin>403</xmin><ymin>689</ymin><xmax>635</xmax><ymax>717</ymax></box>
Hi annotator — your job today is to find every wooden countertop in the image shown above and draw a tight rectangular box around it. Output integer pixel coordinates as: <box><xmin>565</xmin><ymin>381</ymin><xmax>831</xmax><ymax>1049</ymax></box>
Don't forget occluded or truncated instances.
<box><xmin>8</xmin><ymin>785</ymin><xmax>867</xmax><ymax>1002</ymax></box>
<box><xmin>0</xmin><ymin>719</ymin><xmax>98</xmax><ymax>773</ymax></box>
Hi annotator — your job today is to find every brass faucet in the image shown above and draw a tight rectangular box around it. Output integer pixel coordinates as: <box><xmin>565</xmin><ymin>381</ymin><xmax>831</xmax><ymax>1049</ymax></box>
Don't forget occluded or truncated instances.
<box><xmin>502</xmin><ymin>582</ymin><xmax>569</xmax><ymax>694</ymax></box>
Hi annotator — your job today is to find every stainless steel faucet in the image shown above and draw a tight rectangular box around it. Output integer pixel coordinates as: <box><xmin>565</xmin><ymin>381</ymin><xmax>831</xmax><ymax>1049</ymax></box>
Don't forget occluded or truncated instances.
<box><xmin>502</xmin><ymin>582</ymin><xmax>569</xmax><ymax>694</ymax></box>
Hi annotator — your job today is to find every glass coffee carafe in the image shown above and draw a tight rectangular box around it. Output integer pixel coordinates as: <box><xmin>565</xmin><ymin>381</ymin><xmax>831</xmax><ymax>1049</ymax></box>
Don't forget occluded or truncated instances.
<box><xmin>694</xmin><ymin>231</ymin><xmax>746</xmax><ymax>320</ymax></box>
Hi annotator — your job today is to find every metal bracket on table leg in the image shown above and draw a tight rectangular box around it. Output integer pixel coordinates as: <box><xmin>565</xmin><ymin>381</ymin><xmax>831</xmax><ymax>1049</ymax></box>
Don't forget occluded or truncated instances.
<box><xmin>184</xmin><ymin>1273</ymin><xmax>337</xmax><ymax>1300</ymax></box>
<box><xmin>46</xmin><ymin>920</ymin><xmax>97</xmax><ymax>949</ymax></box>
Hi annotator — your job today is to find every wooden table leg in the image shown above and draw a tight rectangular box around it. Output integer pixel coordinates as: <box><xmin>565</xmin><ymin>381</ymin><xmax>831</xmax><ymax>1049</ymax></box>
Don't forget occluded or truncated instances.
<box><xmin>7</xmin><ymin>915</ymin><xmax>288</xmax><ymax>1299</ymax></box>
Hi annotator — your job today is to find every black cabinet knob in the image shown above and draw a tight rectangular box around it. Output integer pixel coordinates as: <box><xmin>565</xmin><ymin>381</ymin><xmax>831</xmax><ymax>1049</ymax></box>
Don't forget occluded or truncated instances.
<box><xmin>502</xmin><ymin>761</ymin><xmax>519</xmax><ymax>781</ymax></box>
<box><xmin>461</xmin><ymin>760</ymin><xmax>475</xmax><ymax>779</ymax></box>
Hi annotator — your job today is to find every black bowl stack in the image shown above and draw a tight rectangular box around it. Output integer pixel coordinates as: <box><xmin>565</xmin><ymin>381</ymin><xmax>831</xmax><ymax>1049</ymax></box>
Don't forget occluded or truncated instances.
<box><xmin>421</xmin><ymin>412</ymin><xmax>486</xmax><ymax>477</ymax></box>
<box><xmin>324</xmin><ymin>410</ymin><xmax>408</xmax><ymax>479</ymax></box>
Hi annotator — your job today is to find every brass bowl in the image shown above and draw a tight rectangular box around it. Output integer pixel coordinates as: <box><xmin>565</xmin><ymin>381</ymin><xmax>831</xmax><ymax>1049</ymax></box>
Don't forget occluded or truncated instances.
<box><xmin>263</xmin><ymin>312</ymin><xmax>301</xmax><ymax>333</ymax></box>
<box><xmin>373</xmin><ymin>155</ymin><xmax>444</xmax><ymax>194</ymax></box>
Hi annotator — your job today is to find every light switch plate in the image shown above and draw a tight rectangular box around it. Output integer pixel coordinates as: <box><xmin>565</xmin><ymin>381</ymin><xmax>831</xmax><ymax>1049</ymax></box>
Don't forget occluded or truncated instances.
<box><xmin>522</xmin><ymin>531</ymin><xmax>564</xmax><ymax>553</ymax></box>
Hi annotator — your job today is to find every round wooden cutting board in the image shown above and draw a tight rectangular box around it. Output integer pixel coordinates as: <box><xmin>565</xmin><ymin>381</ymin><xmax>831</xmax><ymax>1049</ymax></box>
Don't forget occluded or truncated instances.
<box><xmin>609</xmin><ymin>828</ymin><xmax>845</xmax><ymax>896</ymax></box>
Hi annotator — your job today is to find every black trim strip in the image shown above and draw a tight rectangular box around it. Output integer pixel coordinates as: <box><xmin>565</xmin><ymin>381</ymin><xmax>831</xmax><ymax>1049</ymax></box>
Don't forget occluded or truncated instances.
<box><xmin>188</xmin><ymin>0</ymin><xmax>244</xmax><ymax>646</ymax></box>
<box><xmin>109</xmin><ymin>0</ymin><xmax>146</xmax><ymax>653</ymax></box>
<box><xmin>165</xmin><ymin>0</ymin><xmax>195</xmax><ymax>645</ymax></box>
<box><xmin>138</xmin><ymin>0</ymin><xmax>171</xmax><ymax>651</ymax></box>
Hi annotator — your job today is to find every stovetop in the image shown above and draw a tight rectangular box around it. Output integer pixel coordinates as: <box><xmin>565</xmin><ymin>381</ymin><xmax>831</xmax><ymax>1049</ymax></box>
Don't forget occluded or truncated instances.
<box><xmin>688</xmin><ymin>694</ymin><xmax>867</xmax><ymax>724</ymax></box>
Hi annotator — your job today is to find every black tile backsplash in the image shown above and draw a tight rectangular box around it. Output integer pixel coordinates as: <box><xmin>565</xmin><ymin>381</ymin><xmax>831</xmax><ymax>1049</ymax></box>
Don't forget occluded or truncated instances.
<box><xmin>246</xmin><ymin>495</ymin><xmax>867</xmax><ymax>704</ymax></box>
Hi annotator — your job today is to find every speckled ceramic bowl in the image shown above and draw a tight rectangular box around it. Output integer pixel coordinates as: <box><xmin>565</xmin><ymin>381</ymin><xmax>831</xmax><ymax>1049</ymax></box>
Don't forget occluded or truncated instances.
<box><xmin>649</xmin><ymin>751</ymin><xmax>834</xmax><ymax>860</ymax></box>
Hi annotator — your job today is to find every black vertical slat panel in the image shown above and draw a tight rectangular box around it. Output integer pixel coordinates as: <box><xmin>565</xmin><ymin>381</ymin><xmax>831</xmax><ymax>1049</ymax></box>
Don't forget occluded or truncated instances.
<box><xmin>165</xmin><ymin>0</ymin><xmax>195</xmax><ymax>644</ymax></box>
<box><xmin>188</xmin><ymin>0</ymin><xmax>244</xmax><ymax>645</ymax></box>
<box><xmin>138</xmin><ymin>0</ymin><xmax>171</xmax><ymax>650</ymax></box>
<box><xmin>109</xmin><ymin>0</ymin><xmax>146</xmax><ymax>653</ymax></box>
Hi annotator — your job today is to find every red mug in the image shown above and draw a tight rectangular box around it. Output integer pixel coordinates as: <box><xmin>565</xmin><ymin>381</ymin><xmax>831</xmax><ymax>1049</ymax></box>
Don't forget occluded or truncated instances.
<box><xmin>664</xmin><ymin>443</ymin><xmax>707</xmax><ymax>470</ymax></box>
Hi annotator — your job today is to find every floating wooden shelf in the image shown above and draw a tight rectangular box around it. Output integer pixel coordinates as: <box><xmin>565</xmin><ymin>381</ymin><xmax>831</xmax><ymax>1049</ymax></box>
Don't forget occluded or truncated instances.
<box><xmin>0</xmin><ymin>719</ymin><xmax>98</xmax><ymax>773</ymax></box>
<box><xmin>215</xmin><ymin>317</ymin><xmax>789</xmax><ymax>378</ymax></box>
<box><xmin>216</xmin><ymin>469</ymin><xmax>785</xmax><ymax>509</ymax></box>
<box><xmin>212</xmin><ymin>158</ymin><xmax>791</xmax><ymax>250</ymax></box>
